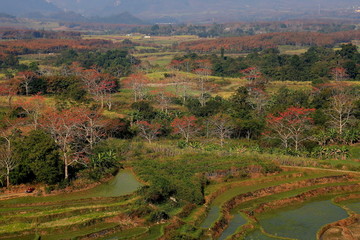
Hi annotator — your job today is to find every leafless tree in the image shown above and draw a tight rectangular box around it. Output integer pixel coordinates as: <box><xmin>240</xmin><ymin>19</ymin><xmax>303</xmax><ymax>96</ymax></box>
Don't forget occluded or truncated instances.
<box><xmin>248</xmin><ymin>88</ymin><xmax>269</xmax><ymax>115</ymax></box>
<box><xmin>0</xmin><ymin>144</ymin><xmax>16</xmax><ymax>188</ymax></box>
<box><xmin>210</xmin><ymin>114</ymin><xmax>234</xmax><ymax>147</ymax></box>
<box><xmin>0</xmin><ymin>121</ymin><xmax>19</xmax><ymax>187</ymax></box>
<box><xmin>79</xmin><ymin>111</ymin><xmax>107</xmax><ymax>151</ymax></box>
<box><xmin>194</xmin><ymin>68</ymin><xmax>212</xmax><ymax>107</ymax></box>
<box><xmin>328</xmin><ymin>93</ymin><xmax>355</xmax><ymax>135</ymax></box>
<box><xmin>18</xmin><ymin>71</ymin><xmax>37</xmax><ymax>96</ymax></box>
<box><xmin>124</xmin><ymin>73</ymin><xmax>149</xmax><ymax>102</ymax></box>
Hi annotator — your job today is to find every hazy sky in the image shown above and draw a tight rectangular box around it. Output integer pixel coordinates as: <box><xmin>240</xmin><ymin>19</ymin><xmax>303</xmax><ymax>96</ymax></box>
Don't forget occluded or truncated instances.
<box><xmin>1</xmin><ymin>0</ymin><xmax>359</xmax><ymax>22</ymax></box>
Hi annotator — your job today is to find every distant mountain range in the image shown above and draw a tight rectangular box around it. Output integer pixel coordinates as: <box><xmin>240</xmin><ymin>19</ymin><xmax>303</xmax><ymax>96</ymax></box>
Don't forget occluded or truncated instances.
<box><xmin>47</xmin><ymin>0</ymin><xmax>360</xmax><ymax>21</ymax></box>
<box><xmin>0</xmin><ymin>0</ymin><xmax>60</xmax><ymax>16</ymax></box>
<box><xmin>0</xmin><ymin>0</ymin><xmax>359</xmax><ymax>23</ymax></box>
<box><xmin>0</xmin><ymin>0</ymin><xmax>146</xmax><ymax>24</ymax></box>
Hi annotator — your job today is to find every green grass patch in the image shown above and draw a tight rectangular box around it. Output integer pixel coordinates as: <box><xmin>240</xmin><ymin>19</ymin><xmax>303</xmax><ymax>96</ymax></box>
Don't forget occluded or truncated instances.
<box><xmin>278</xmin><ymin>45</ymin><xmax>309</xmax><ymax>55</ymax></box>
<box><xmin>9</xmin><ymin>200</ymin><xmax>131</xmax><ymax>219</ymax></box>
<box><xmin>98</xmin><ymin>227</ymin><xmax>148</xmax><ymax>240</ymax></box>
<box><xmin>137</xmin><ymin>224</ymin><xmax>165</xmax><ymax>240</ymax></box>
<box><xmin>43</xmin><ymin>222</ymin><xmax>119</xmax><ymax>240</ymax></box>
<box><xmin>0</xmin><ymin>223</ymin><xmax>34</xmax><ymax>234</ymax></box>
<box><xmin>39</xmin><ymin>211</ymin><xmax>119</xmax><ymax>228</ymax></box>
<box><xmin>349</xmin><ymin>145</ymin><xmax>360</xmax><ymax>160</ymax></box>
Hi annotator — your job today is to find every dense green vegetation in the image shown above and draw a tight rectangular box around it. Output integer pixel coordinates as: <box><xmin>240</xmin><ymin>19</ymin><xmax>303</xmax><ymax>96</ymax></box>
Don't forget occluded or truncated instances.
<box><xmin>172</xmin><ymin>44</ymin><xmax>360</xmax><ymax>81</ymax></box>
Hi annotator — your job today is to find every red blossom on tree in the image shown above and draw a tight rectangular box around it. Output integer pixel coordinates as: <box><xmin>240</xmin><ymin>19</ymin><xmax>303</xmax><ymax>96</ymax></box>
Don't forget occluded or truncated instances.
<box><xmin>0</xmin><ymin>79</ymin><xmax>19</xmax><ymax>107</ymax></box>
<box><xmin>169</xmin><ymin>59</ymin><xmax>186</xmax><ymax>71</ymax></box>
<box><xmin>195</xmin><ymin>59</ymin><xmax>212</xmax><ymax>70</ymax></box>
<box><xmin>123</xmin><ymin>73</ymin><xmax>149</xmax><ymax>102</ymax></box>
<box><xmin>330</xmin><ymin>67</ymin><xmax>348</xmax><ymax>81</ymax></box>
<box><xmin>240</xmin><ymin>67</ymin><xmax>262</xmax><ymax>81</ymax></box>
<box><xmin>136</xmin><ymin>121</ymin><xmax>161</xmax><ymax>143</ymax></box>
<box><xmin>16</xmin><ymin>94</ymin><xmax>45</xmax><ymax>130</ymax></box>
<box><xmin>171</xmin><ymin>116</ymin><xmax>200</xmax><ymax>142</ymax></box>
<box><xmin>81</xmin><ymin>69</ymin><xmax>118</xmax><ymax>109</ymax></box>
<box><xmin>151</xmin><ymin>88</ymin><xmax>174</xmax><ymax>113</ymax></box>
<box><xmin>264</xmin><ymin>107</ymin><xmax>315</xmax><ymax>151</ymax></box>
<box><xmin>40</xmin><ymin>107</ymin><xmax>89</xmax><ymax>179</ymax></box>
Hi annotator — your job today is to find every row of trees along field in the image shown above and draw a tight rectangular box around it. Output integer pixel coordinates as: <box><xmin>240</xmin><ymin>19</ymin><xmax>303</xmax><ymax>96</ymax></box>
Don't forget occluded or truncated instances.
<box><xmin>0</xmin><ymin>36</ymin><xmax>359</xmax><ymax>203</ymax></box>
<box><xmin>72</xmin><ymin>21</ymin><xmax>357</xmax><ymax>37</ymax></box>
<box><xmin>178</xmin><ymin>30</ymin><xmax>360</xmax><ymax>52</ymax></box>
<box><xmin>0</xmin><ymin>28</ymin><xmax>82</xmax><ymax>40</ymax></box>
<box><xmin>171</xmin><ymin>44</ymin><xmax>360</xmax><ymax>81</ymax></box>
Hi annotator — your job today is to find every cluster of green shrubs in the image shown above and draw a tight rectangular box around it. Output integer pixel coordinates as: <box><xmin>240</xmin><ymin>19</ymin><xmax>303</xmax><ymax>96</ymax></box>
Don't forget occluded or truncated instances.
<box><xmin>133</xmin><ymin>151</ymin><xmax>281</xmax><ymax>205</ymax></box>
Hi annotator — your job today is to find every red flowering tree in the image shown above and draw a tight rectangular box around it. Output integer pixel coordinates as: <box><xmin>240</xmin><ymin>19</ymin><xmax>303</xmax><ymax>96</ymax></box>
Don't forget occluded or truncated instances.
<box><xmin>166</xmin><ymin>70</ymin><xmax>192</xmax><ymax>104</ymax></box>
<box><xmin>0</xmin><ymin>78</ymin><xmax>19</xmax><ymax>107</ymax></box>
<box><xmin>171</xmin><ymin>116</ymin><xmax>200</xmax><ymax>142</ymax></box>
<box><xmin>331</xmin><ymin>67</ymin><xmax>348</xmax><ymax>81</ymax></box>
<box><xmin>169</xmin><ymin>59</ymin><xmax>192</xmax><ymax>72</ymax></box>
<box><xmin>264</xmin><ymin>107</ymin><xmax>315</xmax><ymax>151</ymax></box>
<box><xmin>240</xmin><ymin>67</ymin><xmax>262</xmax><ymax>81</ymax></box>
<box><xmin>123</xmin><ymin>73</ymin><xmax>149</xmax><ymax>102</ymax></box>
<box><xmin>40</xmin><ymin>107</ymin><xmax>88</xmax><ymax>179</ymax></box>
<box><xmin>169</xmin><ymin>59</ymin><xmax>185</xmax><ymax>71</ymax></box>
<box><xmin>136</xmin><ymin>121</ymin><xmax>161</xmax><ymax>143</ymax></box>
<box><xmin>16</xmin><ymin>95</ymin><xmax>45</xmax><ymax>130</ymax></box>
<box><xmin>81</xmin><ymin>69</ymin><xmax>118</xmax><ymax>109</ymax></box>
<box><xmin>151</xmin><ymin>88</ymin><xmax>174</xmax><ymax>113</ymax></box>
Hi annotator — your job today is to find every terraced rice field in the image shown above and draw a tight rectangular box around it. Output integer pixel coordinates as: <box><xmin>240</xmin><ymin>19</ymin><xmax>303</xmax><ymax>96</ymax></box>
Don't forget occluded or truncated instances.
<box><xmin>1</xmin><ymin>168</ymin><xmax>359</xmax><ymax>240</ymax></box>
<box><xmin>0</xmin><ymin>170</ymin><xmax>165</xmax><ymax>240</ymax></box>
<box><xmin>179</xmin><ymin>167</ymin><xmax>360</xmax><ymax>240</ymax></box>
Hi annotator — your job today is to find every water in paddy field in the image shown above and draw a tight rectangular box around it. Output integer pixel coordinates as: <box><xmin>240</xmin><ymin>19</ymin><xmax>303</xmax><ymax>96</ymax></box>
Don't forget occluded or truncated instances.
<box><xmin>84</xmin><ymin>169</ymin><xmax>142</xmax><ymax>198</ymax></box>
<box><xmin>218</xmin><ymin>213</ymin><xmax>247</xmax><ymax>240</ymax></box>
<box><xmin>258</xmin><ymin>200</ymin><xmax>348</xmax><ymax>240</ymax></box>
<box><xmin>201</xmin><ymin>206</ymin><xmax>221</xmax><ymax>229</ymax></box>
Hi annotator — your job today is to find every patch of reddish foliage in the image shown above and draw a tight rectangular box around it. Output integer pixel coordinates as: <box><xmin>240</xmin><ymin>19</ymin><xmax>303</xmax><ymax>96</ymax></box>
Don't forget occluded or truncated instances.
<box><xmin>178</xmin><ymin>30</ymin><xmax>360</xmax><ymax>52</ymax></box>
